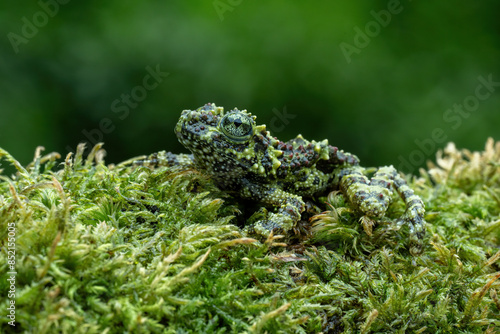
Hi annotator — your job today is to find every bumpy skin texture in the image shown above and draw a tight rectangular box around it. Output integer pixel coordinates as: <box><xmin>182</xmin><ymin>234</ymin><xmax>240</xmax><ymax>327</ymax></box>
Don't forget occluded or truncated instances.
<box><xmin>142</xmin><ymin>103</ymin><xmax>425</xmax><ymax>255</ymax></box>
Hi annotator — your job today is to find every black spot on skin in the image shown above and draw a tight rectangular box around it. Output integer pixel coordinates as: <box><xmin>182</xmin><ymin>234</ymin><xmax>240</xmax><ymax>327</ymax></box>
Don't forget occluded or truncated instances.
<box><xmin>316</xmin><ymin>159</ymin><xmax>335</xmax><ymax>174</ymax></box>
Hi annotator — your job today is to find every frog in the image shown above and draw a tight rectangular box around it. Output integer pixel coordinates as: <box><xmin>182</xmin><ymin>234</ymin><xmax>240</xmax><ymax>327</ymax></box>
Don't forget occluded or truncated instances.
<box><xmin>138</xmin><ymin>103</ymin><xmax>426</xmax><ymax>255</ymax></box>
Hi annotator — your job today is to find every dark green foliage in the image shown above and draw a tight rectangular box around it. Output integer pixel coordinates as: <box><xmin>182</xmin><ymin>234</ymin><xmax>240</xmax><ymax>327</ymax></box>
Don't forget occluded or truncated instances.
<box><xmin>1</xmin><ymin>139</ymin><xmax>499</xmax><ymax>333</ymax></box>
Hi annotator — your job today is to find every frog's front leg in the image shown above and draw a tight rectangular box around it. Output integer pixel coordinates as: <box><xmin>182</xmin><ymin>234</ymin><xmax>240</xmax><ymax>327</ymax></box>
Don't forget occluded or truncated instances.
<box><xmin>133</xmin><ymin>151</ymin><xmax>195</xmax><ymax>168</ymax></box>
<box><xmin>339</xmin><ymin>165</ymin><xmax>425</xmax><ymax>255</ymax></box>
<box><xmin>240</xmin><ymin>181</ymin><xmax>305</xmax><ymax>236</ymax></box>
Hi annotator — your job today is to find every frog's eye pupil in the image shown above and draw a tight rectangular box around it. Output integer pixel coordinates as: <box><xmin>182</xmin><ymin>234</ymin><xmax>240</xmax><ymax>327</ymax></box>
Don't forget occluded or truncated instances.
<box><xmin>220</xmin><ymin>113</ymin><xmax>254</xmax><ymax>142</ymax></box>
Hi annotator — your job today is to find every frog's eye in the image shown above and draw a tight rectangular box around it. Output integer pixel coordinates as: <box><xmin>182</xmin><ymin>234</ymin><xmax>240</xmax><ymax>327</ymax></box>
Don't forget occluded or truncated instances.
<box><xmin>219</xmin><ymin>112</ymin><xmax>254</xmax><ymax>142</ymax></box>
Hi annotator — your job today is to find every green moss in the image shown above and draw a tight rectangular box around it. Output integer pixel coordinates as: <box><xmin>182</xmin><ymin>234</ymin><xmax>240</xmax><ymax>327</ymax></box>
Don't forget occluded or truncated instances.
<box><xmin>1</xmin><ymin>139</ymin><xmax>499</xmax><ymax>333</ymax></box>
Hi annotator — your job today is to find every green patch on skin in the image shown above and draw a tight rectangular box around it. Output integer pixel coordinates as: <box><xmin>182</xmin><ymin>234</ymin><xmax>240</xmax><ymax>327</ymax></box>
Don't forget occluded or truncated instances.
<box><xmin>0</xmin><ymin>139</ymin><xmax>499</xmax><ymax>333</ymax></box>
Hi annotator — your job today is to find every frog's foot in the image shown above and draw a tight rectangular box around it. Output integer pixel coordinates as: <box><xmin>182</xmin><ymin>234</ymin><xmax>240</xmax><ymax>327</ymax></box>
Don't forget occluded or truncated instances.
<box><xmin>245</xmin><ymin>200</ymin><xmax>303</xmax><ymax>237</ymax></box>
<box><xmin>242</xmin><ymin>186</ymin><xmax>305</xmax><ymax>237</ymax></box>
<box><xmin>253</xmin><ymin>218</ymin><xmax>286</xmax><ymax>237</ymax></box>
<box><xmin>251</xmin><ymin>210</ymin><xmax>297</xmax><ymax>237</ymax></box>
<box><xmin>340</xmin><ymin>165</ymin><xmax>425</xmax><ymax>255</ymax></box>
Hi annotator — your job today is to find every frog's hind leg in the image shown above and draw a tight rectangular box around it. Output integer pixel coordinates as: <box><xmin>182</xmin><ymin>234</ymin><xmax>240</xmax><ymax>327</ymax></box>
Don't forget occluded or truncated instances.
<box><xmin>339</xmin><ymin>165</ymin><xmax>425</xmax><ymax>255</ymax></box>
<box><xmin>339</xmin><ymin>166</ymin><xmax>393</xmax><ymax>218</ymax></box>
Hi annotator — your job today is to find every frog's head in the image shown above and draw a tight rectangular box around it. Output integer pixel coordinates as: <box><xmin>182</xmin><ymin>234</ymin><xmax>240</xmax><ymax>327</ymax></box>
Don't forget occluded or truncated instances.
<box><xmin>175</xmin><ymin>103</ymin><xmax>290</xmax><ymax>176</ymax></box>
<box><xmin>175</xmin><ymin>102</ymin><xmax>256</xmax><ymax>146</ymax></box>
<box><xmin>175</xmin><ymin>103</ymin><xmax>262</xmax><ymax>169</ymax></box>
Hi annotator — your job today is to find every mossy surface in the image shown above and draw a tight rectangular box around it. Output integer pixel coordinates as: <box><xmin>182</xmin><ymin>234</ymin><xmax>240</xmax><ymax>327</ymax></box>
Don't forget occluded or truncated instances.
<box><xmin>1</xmin><ymin>140</ymin><xmax>499</xmax><ymax>333</ymax></box>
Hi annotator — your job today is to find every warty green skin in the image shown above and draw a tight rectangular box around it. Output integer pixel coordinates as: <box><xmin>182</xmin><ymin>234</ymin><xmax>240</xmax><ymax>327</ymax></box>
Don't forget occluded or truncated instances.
<box><xmin>141</xmin><ymin>103</ymin><xmax>425</xmax><ymax>255</ymax></box>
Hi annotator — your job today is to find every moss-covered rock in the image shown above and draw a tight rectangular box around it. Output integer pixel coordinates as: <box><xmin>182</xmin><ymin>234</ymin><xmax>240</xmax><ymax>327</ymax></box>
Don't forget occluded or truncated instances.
<box><xmin>1</xmin><ymin>140</ymin><xmax>499</xmax><ymax>333</ymax></box>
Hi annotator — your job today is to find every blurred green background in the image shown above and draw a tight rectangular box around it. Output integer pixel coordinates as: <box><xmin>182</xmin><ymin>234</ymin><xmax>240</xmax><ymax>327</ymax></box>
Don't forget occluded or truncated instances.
<box><xmin>1</xmin><ymin>1</ymin><xmax>499</xmax><ymax>175</ymax></box>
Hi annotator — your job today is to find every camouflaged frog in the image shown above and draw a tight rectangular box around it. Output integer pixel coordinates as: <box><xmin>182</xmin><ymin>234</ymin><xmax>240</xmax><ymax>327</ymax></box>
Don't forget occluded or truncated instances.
<box><xmin>140</xmin><ymin>103</ymin><xmax>426</xmax><ymax>255</ymax></box>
